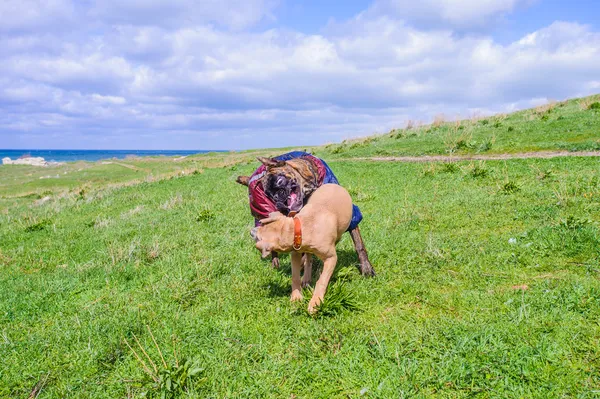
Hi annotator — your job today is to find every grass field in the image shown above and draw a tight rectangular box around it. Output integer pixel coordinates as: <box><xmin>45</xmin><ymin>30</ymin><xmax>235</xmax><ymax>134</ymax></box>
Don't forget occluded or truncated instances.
<box><xmin>1</xmin><ymin>96</ymin><xmax>600</xmax><ymax>398</ymax></box>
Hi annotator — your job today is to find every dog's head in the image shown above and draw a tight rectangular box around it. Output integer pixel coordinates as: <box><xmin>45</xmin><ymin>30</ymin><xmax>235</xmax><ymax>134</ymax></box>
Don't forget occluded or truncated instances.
<box><xmin>258</xmin><ymin>157</ymin><xmax>318</xmax><ymax>214</ymax></box>
<box><xmin>250</xmin><ymin>211</ymin><xmax>286</xmax><ymax>258</ymax></box>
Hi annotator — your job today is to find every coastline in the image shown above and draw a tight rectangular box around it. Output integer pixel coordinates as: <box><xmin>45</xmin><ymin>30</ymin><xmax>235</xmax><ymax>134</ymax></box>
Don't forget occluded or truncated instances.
<box><xmin>0</xmin><ymin>149</ymin><xmax>224</xmax><ymax>163</ymax></box>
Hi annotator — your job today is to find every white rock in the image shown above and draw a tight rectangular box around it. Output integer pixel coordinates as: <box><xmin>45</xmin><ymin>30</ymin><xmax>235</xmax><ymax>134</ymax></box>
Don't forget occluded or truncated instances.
<box><xmin>2</xmin><ymin>157</ymin><xmax>65</xmax><ymax>167</ymax></box>
<box><xmin>2</xmin><ymin>157</ymin><xmax>48</xmax><ymax>166</ymax></box>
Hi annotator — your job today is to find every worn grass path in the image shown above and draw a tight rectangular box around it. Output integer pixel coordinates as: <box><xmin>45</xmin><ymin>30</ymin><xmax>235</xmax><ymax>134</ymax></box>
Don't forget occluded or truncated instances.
<box><xmin>342</xmin><ymin>150</ymin><xmax>600</xmax><ymax>163</ymax></box>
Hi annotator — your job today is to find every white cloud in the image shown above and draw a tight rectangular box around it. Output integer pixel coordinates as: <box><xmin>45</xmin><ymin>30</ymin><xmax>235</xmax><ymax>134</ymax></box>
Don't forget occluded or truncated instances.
<box><xmin>1</xmin><ymin>1</ymin><xmax>599</xmax><ymax>150</ymax></box>
<box><xmin>0</xmin><ymin>0</ymin><xmax>76</xmax><ymax>32</ymax></box>
<box><xmin>88</xmin><ymin>0</ymin><xmax>279</xmax><ymax>30</ymax></box>
<box><xmin>368</xmin><ymin>0</ymin><xmax>535</xmax><ymax>28</ymax></box>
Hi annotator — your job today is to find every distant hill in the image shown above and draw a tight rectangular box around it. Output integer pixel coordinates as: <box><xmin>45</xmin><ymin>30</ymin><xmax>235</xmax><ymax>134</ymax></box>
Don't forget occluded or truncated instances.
<box><xmin>311</xmin><ymin>94</ymin><xmax>600</xmax><ymax>159</ymax></box>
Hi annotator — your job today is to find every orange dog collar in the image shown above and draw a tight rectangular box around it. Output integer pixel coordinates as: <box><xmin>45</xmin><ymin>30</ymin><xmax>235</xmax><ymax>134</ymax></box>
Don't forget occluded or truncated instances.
<box><xmin>293</xmin><ymin>216</ymin><xmax>302</xmax><ymax>251</ymax></box>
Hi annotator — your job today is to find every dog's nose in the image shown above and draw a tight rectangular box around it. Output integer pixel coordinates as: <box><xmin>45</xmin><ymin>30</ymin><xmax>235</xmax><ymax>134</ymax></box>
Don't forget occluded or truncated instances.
<box><xmin>250</xmin><ymin>227</ymin><xmax>258</xmax><ymax>241</ymax></box>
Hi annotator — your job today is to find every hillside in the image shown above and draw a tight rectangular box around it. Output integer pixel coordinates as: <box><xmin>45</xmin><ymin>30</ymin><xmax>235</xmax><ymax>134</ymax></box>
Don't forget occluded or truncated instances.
<box><xmin>1</xmin><ymin>95</ymin><xmax>600</xmax><ymax>398</ymax></box>
<box><xmin>312</xmin><ymin>94</ymin><xmax>600</xmax><ymax>159</ymax></box>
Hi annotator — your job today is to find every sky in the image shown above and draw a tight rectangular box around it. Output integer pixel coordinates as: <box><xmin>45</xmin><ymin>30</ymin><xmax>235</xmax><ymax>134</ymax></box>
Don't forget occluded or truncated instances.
<box><xmin>1</xmin><ymin>0</ymin><xmax>599</xmax><ymax>150</ymax></box>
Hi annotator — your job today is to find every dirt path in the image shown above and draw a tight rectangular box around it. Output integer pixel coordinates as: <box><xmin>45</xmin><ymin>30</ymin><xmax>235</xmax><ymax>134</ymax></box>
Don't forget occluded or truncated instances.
<box><xmin>101</xmin><ymin>161</ymin><xmax>149</xmax><ymax>172</ymax></box>
<box><xmin>340</xmin><ymin>150</ymin><xmax>600</xmax><ymax>163</ymax></box>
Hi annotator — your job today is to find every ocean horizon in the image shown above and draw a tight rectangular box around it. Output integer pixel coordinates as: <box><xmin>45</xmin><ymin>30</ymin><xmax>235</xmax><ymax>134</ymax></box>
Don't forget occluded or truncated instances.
<box><xmin>0</xmin><ymin>149</ymin><xmax>225</xmax><ymax>163</ymax></box>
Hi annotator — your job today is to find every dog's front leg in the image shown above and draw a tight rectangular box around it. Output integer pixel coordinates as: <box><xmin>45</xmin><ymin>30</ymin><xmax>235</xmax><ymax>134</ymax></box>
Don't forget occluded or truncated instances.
<box><xmin>301</xmin><ymin>253</ymin><xmax>312</xmax><ymax>288</ymax></box>
<box><xmin>290</xmin><ymin>251</ymin><xmax>303</xmax><ymax>302</ymax></box>
<box><xmin>308</xmin><ymin>253</ymin><xmax>337</xmax><ymax>314</ymax></box>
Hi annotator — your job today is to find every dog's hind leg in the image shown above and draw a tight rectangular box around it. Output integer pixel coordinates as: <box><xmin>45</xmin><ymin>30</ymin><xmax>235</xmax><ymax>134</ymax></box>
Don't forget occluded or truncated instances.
<box><xmin>349</xmin><ymin>227</ymin><xmax>375</xmax><ymax>277</ymax></box>
<box><xmin>301</xmin><ymin>253</ymin><xmax>313</xmax><ymax>288</ymax></box>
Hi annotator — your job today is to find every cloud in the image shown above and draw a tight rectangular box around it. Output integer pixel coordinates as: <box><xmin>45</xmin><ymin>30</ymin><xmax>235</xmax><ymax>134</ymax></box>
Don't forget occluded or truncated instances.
<box><xmin>0</xmin><ymin>0</ymin><xmax>76</xmax><ymax>33</ymax></box>
<box><xmin>1</xmin><ymin>1</ymin><xmax>599</xmax><ymax>150</ymax></box>
<box><xmin>367</xmin><ymin>0</ymin><xmax>535</xmax><ymax>29</ymax></box>
<box><xmin>88</xmin><ymin>0</ymin><xmax>279</xmax><ymax>31</ymax></box>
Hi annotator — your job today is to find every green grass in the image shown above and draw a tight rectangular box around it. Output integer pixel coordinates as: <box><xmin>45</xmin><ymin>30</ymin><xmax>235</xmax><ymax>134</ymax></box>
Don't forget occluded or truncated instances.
<box><xmin>312</xmin><ymin>94</ymin><xmax>600</xmax><ymax>159</ymax></box>
<box><xmin>2</xmin><ymin>152</ymin><xmax>600</xmax><ymax>397</ymax></box>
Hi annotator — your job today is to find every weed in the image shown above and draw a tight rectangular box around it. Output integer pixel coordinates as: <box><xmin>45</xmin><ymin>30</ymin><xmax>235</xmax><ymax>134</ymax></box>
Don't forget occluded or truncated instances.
<box><xmin>454</xmin><ymin>139</ymin><xmax>476</xmax><ymax>150</ymax></box>
<box><xmin>507</xmin><ymin>126</ymin><xmax>514</xmax><ymax>132</ymax></box>
<box><xmin>442</xmin><ymin>163</ymin><xmax>459</xmax><ymax>173</ymax></box>
<box><xmin>501</xmin><ymin>181</ymin><xmax>520</xmax><ymax>194</ymax></box>
<box><xmin>160</xmin><ymin>194</ymin><xmax>183</xmax><ymax>210</ymax></box>
<box><xmin>533</xmin><ymin>166</ymin><xmax>553</xmax><ymax>181</ymax></box>
<box><xmin>309</xmin><ymin>281</ymin><xmax>361</xmax><ymax>318</ymax></box>
<box><xmin>480</xmin><ymin>119</ymin><xmax>489</xmax><ymax>125</ymax></box>
<box><xmin>331</xmin><ymin>145</ymin><xmax>346</xmax><ymax>154</ymax></box>
<box><xmin>146</xmin><ymin>241</ymin><xmax>161</xmax><ymax>262</ymax></box>
<box><xmin>559</xmin><ymin>216</ymin><xmax>592</xmax><ymax>230</ymax></box>
<box><xmin>125</xmin><ymin>326</ymin><xmax>204</xmax><ymax>398</ymax></box>
<box><xmin>196</xmin><ymin>209</ymin><xmax>215</xmax><ymax>222</ymax></box>
<box><xmin>422</xmin><ymin>163</ymin><xmax>438</xmax><ymax>177</ymax></box>
<box><xmin>25</xmin><ymin>218</ymin><xmax>51</xmax><ymax>232</ymax></box>
<box><xmin>432</xmin><ymin>114</ymin><xmax>446</xmax><ymax>128</ymax></box>
<box><xmin>471</xmin><ymin>164</ymin><xmax>488</xmax><ymax>178</ymax></box>
<box><xmin>478</xmin><ymin>137</ymin><xmax>495</xmax><ymax>152</ymax></box>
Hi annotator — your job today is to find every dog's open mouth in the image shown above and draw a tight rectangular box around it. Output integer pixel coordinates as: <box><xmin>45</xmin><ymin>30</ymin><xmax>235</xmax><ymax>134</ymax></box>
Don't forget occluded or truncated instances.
<box><xmin>266</xmin><ymin>174</ymin><xmax>303</xmax><ymax>215</ymax></box>
<box><xmin>287</xmin><ymin>184</ymin><xmax>303</xmax><ymax>213</ymax></box>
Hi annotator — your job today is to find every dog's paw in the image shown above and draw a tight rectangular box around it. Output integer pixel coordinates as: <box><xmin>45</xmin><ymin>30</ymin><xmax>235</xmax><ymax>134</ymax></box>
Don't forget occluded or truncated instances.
<box><xmin>290</xmin><ymin>290</ymin><xmax>303</xmax><ymax>302</ymax></box>
<box><xmin>271</xmin><ymin>257</ymin><xmax>280</xmax><ymax>269</ymax></box>
<box><xmin>307</xmin><ymin>297</ymin><xmax>322</xmax><ymax>314</ymax></box>
<box><xmin>301</xmin><ymin>278</ymin><xmax>311</xmax><ymax>288</ymax></box>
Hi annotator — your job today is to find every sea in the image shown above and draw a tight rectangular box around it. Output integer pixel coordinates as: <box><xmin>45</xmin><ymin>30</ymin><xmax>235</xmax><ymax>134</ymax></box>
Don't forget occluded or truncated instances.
<box><xmin>0</xmin><ymin>149</ymin><xmax>222</xmax><ymax>163</ymax></box>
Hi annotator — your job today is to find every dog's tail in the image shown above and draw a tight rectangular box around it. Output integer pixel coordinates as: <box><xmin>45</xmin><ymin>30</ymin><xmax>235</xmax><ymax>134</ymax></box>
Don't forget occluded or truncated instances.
<box><xmin>236</xmin><ymin>175</ymin><xmax>250</xmax><ymax>186</ymax></box>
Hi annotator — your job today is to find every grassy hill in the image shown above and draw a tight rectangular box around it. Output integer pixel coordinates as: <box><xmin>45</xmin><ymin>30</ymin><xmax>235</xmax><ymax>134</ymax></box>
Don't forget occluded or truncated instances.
<box><xmin>312</xmin><ymin>94</ymin><xmax>600</xmax><ymax>159</ymax></box>
<box><xmin>1</xmin><ymin>95</ymin><xmax>600</xmax><ymax>398</ymax></box>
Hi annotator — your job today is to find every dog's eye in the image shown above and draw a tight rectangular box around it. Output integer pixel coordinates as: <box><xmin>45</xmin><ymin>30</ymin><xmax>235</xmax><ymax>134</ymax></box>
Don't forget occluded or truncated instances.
<box><xmin>275</xmin><ymin>175</ymin><xmax>287</xmax><ymax>187</ymax></box>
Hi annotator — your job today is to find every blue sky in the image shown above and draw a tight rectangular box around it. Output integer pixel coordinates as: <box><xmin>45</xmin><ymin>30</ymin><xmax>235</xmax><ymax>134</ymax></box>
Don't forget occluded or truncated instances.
<box><xmin>1</xmin><ymin>0</ymin><xmax>599</xmax><ymax>150</ymax></box>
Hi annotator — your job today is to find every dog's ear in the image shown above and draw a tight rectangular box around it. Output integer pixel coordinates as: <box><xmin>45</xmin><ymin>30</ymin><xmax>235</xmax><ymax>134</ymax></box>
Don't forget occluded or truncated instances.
<box><xmin>257</xmin><ymin>157</ymin><xmax>285</xmax><ymax>168</ymax></box>
<box><xmin>256</xmin><ymin>241</ymin><xmax>273</xmax><ymax>258</ymax></box>
<box><xmin>260</xmin><ymin>211</ymin><xmax>285</xmax><ymax>225</ymax></box>
<box><xmin>236</xmin><ymin>175</ymin><xmax>250</xmax><ymax>186</ymax></box>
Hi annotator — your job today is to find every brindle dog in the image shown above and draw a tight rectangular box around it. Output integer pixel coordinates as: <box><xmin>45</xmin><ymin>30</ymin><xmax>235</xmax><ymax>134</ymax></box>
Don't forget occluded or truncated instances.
<box><xmin>237</xmin><ymin>156</ymin><xmax>375</xmax><ymax>277</ymax></box>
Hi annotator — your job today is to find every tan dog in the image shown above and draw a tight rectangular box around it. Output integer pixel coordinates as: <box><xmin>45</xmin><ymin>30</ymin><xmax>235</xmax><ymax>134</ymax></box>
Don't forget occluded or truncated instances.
<box><xmin>251</xmin><ymin>184</ymin><xmax>353</xmax><ymax>313</ymax></box>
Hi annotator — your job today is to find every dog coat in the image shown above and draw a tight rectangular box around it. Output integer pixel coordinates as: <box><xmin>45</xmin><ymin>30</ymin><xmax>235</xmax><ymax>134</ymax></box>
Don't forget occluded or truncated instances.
<box><xmin>248</xmin><ymin>151</ymin><xmax>363</xmax><ymax>231</ymax></box>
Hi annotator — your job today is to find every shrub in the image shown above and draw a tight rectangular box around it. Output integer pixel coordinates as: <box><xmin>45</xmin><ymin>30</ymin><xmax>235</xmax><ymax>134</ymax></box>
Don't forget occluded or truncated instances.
<box><xmin>588</xmin><ymin>102</ymin><xmax>600</xmax><ymax>110</ymax></box>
